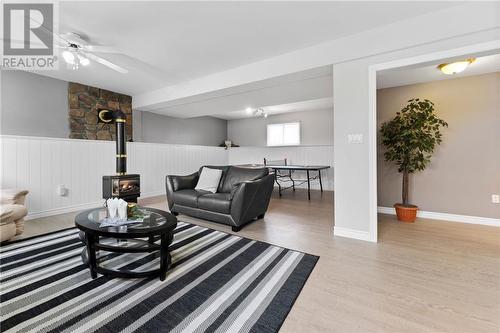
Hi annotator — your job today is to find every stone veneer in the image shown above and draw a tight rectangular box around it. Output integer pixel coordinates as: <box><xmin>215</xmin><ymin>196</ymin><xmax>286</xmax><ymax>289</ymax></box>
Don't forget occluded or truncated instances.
<box><xmin>68</xmin><ymin>82</ymin><xmax>133</xmax><ymax>141</ymax></box>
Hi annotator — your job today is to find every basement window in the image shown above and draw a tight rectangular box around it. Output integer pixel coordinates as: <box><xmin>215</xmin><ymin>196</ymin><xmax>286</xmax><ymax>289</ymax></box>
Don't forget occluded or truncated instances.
<box><xmin>267</xmin><ymin>122</ymin><xmax>301</xmax><ymax>146</ymax></box>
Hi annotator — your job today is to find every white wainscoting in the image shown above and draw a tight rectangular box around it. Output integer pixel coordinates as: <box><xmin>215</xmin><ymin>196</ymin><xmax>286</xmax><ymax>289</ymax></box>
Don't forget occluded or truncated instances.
<box><xmin>0</xmin><ymin>135</ymin><xmax>227</xmax><ymax>219</ymax></box>
<box><xmin>227</xmin><ymin>145</ymin><xmax>334</xmax><ymax>191</ymax></box>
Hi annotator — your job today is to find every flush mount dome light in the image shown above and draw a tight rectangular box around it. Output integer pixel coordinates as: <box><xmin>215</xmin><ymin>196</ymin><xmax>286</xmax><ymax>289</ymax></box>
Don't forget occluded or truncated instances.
<box><xmin>437</xmin><ymin>58</ymin><xmax>475</xmax><ymax>75</ymax></box>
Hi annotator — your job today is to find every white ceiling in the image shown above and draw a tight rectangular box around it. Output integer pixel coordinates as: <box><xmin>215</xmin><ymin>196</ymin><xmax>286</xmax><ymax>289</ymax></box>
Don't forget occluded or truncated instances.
<box><xmin>23</xmin><ymin>1</ymin><xmax>458</xmax><ymax>96</ymax></box>
<box><xmin>377</xmin><ymin>53</ymin><xmax>500</xmax><ymax>89</ymax></box>
<box><xmin>194</xmin><ymin>52</ymin><xmax>500</xmax><ymax>120</ymax></box>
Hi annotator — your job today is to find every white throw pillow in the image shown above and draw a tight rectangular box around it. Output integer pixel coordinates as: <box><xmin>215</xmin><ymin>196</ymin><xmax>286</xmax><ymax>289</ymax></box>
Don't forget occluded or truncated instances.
<box><xmin>195</xmin><ymin>167</ymin><xmax>223</xmax><ymax>193</ymax></box>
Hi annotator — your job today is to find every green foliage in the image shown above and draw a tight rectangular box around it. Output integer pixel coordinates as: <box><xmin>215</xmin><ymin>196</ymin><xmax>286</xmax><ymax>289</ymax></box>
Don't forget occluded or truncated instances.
<box><xmin>127</xmin><ymin>204</ymin><xmax>145</xmax><ymax>220</ymax></box>
<box><xmin>380</xmin><ymin>98</ymin><xmax>448</xmax><ymax>174</ymax></box>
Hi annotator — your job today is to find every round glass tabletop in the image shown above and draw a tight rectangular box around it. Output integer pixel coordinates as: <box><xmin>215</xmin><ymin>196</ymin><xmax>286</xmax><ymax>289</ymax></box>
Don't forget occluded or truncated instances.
<box><xmin>75</xmin><ymin>206</ymin><xmax>177</xmax><ymax>237</ymax></box>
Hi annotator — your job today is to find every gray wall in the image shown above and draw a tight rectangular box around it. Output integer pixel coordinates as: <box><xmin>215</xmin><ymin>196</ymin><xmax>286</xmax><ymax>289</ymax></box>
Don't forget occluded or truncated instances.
<box><xmin>1</xmin><ymin>70</ymin><xmax>227</xmax><ymax>146</ymax></box>
<box><xmin>133</xmin><ymin>110</ymin><xmax>227</xmax><ymax>146</ymax></box>
<box><xmin>1</xmin><ymin>70</ymin><xmax>69</xmax><ymax>138</ymax></box>
<box><xmin>227</xmin><ymin>108</ymin><xmax>333</xmax><ymax>147</ymax></box>
<box><xmin>377</xmin><ymin>73</ymin><xmax>500</xmax><ymax>219</ymax></box>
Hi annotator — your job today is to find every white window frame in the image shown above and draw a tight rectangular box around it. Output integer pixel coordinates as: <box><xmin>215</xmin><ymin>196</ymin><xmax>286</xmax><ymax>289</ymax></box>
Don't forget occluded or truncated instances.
<box><xmin>266</xmin><ymin>122</ymin><xmax>301</xmax><ymax>147</ymax></box>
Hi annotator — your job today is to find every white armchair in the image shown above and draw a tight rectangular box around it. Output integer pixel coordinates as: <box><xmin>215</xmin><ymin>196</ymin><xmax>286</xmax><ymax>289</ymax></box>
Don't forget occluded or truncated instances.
<box><xmin>0</xmin><ymin>189</ymin><xmax>29</xmax><ymax>242</ymax></box>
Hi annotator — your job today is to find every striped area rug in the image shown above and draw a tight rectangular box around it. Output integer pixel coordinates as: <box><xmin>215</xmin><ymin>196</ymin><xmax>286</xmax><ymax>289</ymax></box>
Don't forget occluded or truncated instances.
<box><xmin>0</xmin><ymin>222</ymin><xmax>318</xmax><ymax>333</ymax></box>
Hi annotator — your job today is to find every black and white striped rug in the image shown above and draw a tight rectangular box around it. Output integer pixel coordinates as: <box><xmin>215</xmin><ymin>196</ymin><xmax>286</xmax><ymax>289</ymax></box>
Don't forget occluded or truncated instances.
<box><xmin>0</xmin><ymin>222</ymin><xmax>318</xmax><ymax>333</ymax></box>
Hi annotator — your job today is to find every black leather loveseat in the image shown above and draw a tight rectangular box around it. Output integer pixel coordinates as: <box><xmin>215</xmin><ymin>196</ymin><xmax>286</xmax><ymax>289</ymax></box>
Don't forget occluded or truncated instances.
<box><xmin>166</xmin><ymin>165</ymin><xmax>274</xmax><ymax>231</ymax></box>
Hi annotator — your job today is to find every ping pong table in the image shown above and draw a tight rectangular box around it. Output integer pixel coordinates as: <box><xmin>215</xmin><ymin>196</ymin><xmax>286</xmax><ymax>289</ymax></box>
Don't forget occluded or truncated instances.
<box><xmin>266</xmin><ymin>165</ymin><xmax>330</xmax><ymax>200</ymax></box>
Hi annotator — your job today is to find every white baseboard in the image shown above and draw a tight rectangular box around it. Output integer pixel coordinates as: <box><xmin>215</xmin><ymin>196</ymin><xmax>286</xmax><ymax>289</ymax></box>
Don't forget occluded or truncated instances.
<box><xmin>378</xmin><ymin>206</ymin><xmax>500</xmax><ymax>227</ymax></box>
<box><xmin>334</xmin><ymin>226</ymin><xmax>376</xmax><ymax>242</ymax></box>
<box><xmin>26</xmin><ymin>201</ymin><xmax>103</xmax><ymax>220</ymax></box>
<box><xmin>25</xmin><ymin>191</ymin><xmax>167</xmax><ymax>221</ymax></box>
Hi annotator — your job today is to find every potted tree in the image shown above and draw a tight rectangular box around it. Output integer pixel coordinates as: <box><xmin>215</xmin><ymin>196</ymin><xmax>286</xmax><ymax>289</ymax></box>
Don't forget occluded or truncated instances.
<box><xmin>380</xmin><ymin>98</ymin><xmax>447</xmax><ymax>222</ymax></box>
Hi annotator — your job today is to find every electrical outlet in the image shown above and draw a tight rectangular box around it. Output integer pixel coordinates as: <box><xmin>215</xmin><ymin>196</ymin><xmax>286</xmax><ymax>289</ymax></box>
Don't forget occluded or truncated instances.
<box><xmin>492</xmin><ymin>194</ymin><xmax>500</xmax><ymax>204</ymax></box>
<box><xmin>57</xmin><ymin>184</ymin><xmax>68</xmax><ymax>197</ymax></box>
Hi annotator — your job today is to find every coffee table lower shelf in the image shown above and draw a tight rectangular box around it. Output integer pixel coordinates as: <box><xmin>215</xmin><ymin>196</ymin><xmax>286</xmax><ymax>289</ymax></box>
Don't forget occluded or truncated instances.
<box><xmin>80</xmin><ymin>234</ymin><xmax>173</xmax><ymax>281</ymax></box>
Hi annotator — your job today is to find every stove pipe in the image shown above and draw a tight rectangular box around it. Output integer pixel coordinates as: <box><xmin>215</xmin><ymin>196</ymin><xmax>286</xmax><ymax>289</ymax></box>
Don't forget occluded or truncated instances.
<box><xmin>98</xmin><ymin>109</ymin><xmax>127</xmax><ymax>174</ymax></box>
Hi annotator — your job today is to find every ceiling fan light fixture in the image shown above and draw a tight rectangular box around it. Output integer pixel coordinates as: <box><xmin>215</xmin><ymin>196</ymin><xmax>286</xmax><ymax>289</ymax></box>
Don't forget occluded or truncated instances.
<box><xmin>62</xmin><ymin>50</ymin><xmax>75</xmax><ymax>64</ymax></box>
<box><xmin>437</xmin><ymin>58</ymin><xmax>475</xmax><ymax>75</ymax></box>
<box><xmin>78</xmin><ymin>55</ymin><xmax>90</xmax><ymax>66</ymax></box>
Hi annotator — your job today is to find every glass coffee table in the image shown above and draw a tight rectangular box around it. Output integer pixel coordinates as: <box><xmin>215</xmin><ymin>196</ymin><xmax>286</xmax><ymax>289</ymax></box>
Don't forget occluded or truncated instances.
<box><xmin>75</xmin><ymin>207</ymin><xmax>177</xmax><ymax>281</ymax></box>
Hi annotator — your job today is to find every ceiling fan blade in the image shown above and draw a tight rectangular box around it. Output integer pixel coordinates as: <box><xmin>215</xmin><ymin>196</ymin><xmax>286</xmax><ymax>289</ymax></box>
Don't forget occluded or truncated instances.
<box><xmin>28</xmin><ymin>16</ymin><xmax>71</xmax><ymax>47</ymax></box>
<box><xmin>0</xmin><ymin>37</ymin><xmax>66</xmax><ymax>49</ymax></box>
<box><xmin>81</xmin><ymin>45</ymin><xmax>122</xmax><ymax>54</ymax></box>
<box><xmin>2</xmin><ymin>14</ymin><xmax>70</xmax><ymax>50</ymax></box>
<box><xmin>0</xmin><ymin>38</ymin><xmax>30</xmax><ymax>48</ymax></box>
<box><xmin>81</xmin><ymin>51</ymin><xmax>128</xmax><ymax>74</ymax></box>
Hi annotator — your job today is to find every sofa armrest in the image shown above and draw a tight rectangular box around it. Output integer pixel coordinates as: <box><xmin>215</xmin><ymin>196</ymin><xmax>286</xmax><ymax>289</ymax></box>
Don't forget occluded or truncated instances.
<box><xmin>165</xmin><ymin>172</ymin><xmax>199</xmax><ymax>210</ymax></box>
<box><xmin>0</xmin><ymin>189</ymin><xmax>29</xmax><ymax>205</ymax></box>
<box><xmin>230</xmin><ymin>174</ymin><xmax>274</xmax><ymax>225</ymax></box>
<box><xmin>167</xmin><ymin>173</ymin><xmax>199</xmax><ymax>192</ymax></box>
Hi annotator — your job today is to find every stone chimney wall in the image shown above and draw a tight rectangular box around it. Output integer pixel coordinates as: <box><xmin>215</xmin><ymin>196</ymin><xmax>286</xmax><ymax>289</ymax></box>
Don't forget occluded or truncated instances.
<box><xmin>68</xmin><ymin>82</ymin><xmax>132</xmax><ymax>141</ymax></box>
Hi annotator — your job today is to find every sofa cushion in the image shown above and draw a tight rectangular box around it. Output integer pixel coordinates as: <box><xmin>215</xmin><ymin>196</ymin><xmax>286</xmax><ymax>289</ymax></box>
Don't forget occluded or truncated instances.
<box><xmin>198</xmin><ymin>193</ymin><xmax>232</xmax><ymax>214</ymax></box>
<box><xmin>5</xmin><ymin>204</ymin><xmax>28</xmax><ymax>221</ymax></box>
<box><xmin>195</xmin><ymin>167</ymin><xmax>223</xmax><ymax>193</ymax></box>
<box><xmin>220</xmin><ymin>167</ymin><xmax>269</xmax><ymax>193</ymax></box>
<box><xmin>0</xmin><ymin>205</ymin><xmax>14</xmax><ymax>223</ymax></box>
<box><xmin>172</xmin><ymin>189</ymin><xmax>210</xmax><ymax>208</ymax></box>
<box><xmin>198</xmin><ymin>166</ymin><xmax>230</xmax><ymax>192</ymax></box>
<box><xmin>0</xmin><ymin>223</ymin><xmax>16</xmax><ymax>242</ymax></box>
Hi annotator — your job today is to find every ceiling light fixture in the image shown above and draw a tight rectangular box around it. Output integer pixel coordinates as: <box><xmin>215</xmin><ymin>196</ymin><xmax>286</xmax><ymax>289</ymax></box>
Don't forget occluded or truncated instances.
<box><xmin>437</xmin><ymin>58</ymin><xmax>475</xmax><ymax>75</ymax></box>
<box><xmin>246</xmin><ymin>108</ymin><xmax>267</xmax><ymax>118</ymax></box>
<box><xmin>255</xmin><ymin>108</ymin><xmax>267</xmax><ymax>118</ymax></box>
<box><xmin>62</xmin><ymin>50</ymin><xmax>75</xmax><ymax>64</ymax></box>
<box><xmin>78</xmin><ymin>55</ymin><xmax>90</xmax><ymax>66</ymax></box>
<box><xmin>62</xmin><ymin>48</ymin><xmax>90</xmax><ymax>70</ymax></box>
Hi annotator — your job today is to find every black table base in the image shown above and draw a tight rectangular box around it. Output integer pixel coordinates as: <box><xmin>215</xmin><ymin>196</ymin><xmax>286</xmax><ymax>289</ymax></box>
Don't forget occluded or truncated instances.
<box><xmin>82</xmin><ymin>235</ymin><xmax>173</xmax><ymax>281</ymax></box>
<box><xmin>80</xmin><ymin>231</ymin><xmax>174</xmax><ymax>281</ymax></box>
<box><xmin>76</xmin><ymin>207</ymin><xmax>177</xmax><ymax>281</ymax></box>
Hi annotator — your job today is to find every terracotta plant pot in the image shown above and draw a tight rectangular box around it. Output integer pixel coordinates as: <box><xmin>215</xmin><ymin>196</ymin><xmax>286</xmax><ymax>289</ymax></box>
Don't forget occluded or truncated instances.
<box><xmin>394</xmin><ymin>203</ymin><xmax>418</xmax><ymax>223</ymax></box>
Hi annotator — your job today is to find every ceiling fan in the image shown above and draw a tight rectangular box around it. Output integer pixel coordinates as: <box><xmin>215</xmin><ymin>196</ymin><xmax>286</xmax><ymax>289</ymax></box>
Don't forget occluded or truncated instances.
<box><xmin>1</xmin><ymin>14</ymin><xmax>128</xmax><ymax>74</ymax></box>
<box><xmin>55</xmin><ymin>32</ymin><xmax>128</xmax><ymax>74</ymax></box>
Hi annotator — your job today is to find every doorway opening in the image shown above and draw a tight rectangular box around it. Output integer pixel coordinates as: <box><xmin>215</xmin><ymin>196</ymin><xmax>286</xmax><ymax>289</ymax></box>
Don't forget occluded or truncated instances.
<box><xmin>369</xmin><ymin>42</ymin><xmax>500</xmax><ymax>241</ymax></box>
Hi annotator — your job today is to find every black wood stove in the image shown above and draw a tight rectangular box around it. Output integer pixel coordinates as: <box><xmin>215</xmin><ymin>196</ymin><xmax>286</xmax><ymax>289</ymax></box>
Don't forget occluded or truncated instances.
<box><xmin>99</xmin><ymin>109</ymin><xmax>140</xmax><ymax>202</ymax></box>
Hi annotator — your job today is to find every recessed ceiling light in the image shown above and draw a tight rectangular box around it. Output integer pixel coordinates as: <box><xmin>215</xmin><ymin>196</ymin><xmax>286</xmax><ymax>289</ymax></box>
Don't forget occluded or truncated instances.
<box><xmin>437</xmin><ymin>58</ymin><xmax>475</xmax><ymax>75</ymax></box>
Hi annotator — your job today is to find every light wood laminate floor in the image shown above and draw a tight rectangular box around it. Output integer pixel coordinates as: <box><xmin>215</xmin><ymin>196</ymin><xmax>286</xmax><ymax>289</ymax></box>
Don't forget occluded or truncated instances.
<box><xmin>17</xmin><ymin>189</ymin><xmax>500</xmax><ymax>332</ymax></box>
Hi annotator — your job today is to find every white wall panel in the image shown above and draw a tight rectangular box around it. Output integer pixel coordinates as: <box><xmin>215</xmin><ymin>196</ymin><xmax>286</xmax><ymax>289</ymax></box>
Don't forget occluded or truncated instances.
<box><xmin>227</xmin><ymin>146</ymin><xmax>334</xmax><ymax>191</ymax></box>
<box><xmin>0</xmin><ymin>135</ymin><xmax>227</xmax><ymax>219</ymax></box>
<box><xmin>0</xmin><ymin>135</ymin><xmax>333</xmax><ymax>220</ymax></box>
